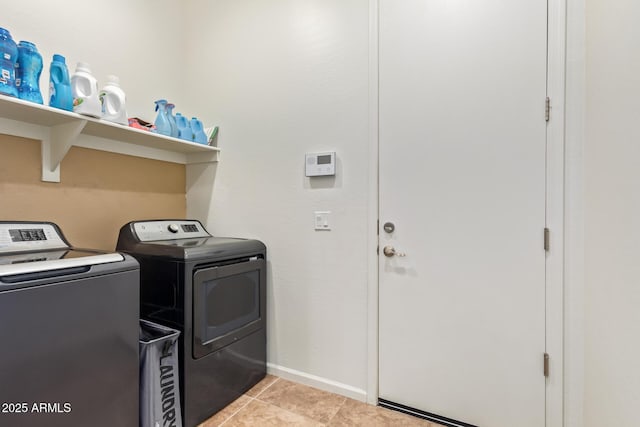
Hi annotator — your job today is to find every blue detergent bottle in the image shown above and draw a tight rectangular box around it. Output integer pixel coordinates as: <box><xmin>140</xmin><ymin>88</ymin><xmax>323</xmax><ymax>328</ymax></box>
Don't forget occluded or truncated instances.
<box><xmin>190</xmin><ymin>117</ymin><xmax>208</xmax><ymax>144</ymax></box>
<box><xmin>0</xmin><ymin>27</ymin><xmax>18</xmax><ymax>97</ymax></box>
<box><xmin>49</xmin><ymin>54</ymin><xmax>73</xmax><ymax>111</ymax></box>
<box><xmin>153</xmin><ymin>99</ymin><xmax>171</xmax><ymax>136</ymax></box>
<box><xmin>16</xmin><ymin>41</ymin><xmax>43</xmax><ymax>104</ymax></box>
<box><xmin>175</xmin><ymin>113</ymin><xmax>191</xmax><ymax>141</ymax></box>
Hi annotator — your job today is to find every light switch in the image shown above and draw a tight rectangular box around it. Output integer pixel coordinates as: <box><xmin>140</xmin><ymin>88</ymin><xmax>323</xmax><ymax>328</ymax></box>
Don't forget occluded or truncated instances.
<box><xmin>314</xmin><ymin>211</ymin><xmax>331</xmax><ymax>230</ymax></box>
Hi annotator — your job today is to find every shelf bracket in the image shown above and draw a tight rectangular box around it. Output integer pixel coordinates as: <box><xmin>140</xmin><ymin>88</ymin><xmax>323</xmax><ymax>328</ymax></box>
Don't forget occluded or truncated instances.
<box><xmin>41</xmin><ymin>120</ymin><xmax>87</xmax><ymax>182</ymax></box>
<box><xmin>186</xmin><ymin>150</ymin><xmax>220</xmax><ymax>164</ymax></box>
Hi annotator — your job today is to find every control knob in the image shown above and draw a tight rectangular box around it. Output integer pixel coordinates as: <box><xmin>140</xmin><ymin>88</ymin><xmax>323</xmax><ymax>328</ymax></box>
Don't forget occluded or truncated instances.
<box><xmin>168</xmin><ymin>224</ymin><xmax>180</xmax><ymax>233</ymax></box>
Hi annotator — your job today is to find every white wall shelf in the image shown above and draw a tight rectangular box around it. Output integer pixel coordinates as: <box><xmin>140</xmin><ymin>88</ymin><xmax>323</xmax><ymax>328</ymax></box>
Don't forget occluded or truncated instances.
<box><xmin>0</xmin><ymin>95</ymin><xmax>219</xmax><ymax>182</ymax></box>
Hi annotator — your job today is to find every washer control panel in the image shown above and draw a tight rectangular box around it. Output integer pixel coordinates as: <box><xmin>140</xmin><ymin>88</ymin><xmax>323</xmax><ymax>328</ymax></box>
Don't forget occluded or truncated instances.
<box><xmin>132</xmin><ymin>220</ymin><xmax>211</xmax><ymax>242</ymax></box>
<box><xmin>0</xmin><ymin>222</ymin><xmax>69</xmax><ymax>253</ymax></box>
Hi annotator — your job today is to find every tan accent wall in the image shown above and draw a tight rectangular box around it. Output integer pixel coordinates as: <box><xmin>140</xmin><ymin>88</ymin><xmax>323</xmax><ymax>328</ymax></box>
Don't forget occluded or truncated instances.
<box><xmin>0</xmin><ymin>134</ymin><xmax>186</xmax><ymax>251</ymax></box>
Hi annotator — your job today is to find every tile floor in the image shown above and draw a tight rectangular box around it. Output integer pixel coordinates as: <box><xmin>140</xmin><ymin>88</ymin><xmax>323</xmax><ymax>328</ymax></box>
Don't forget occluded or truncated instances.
<box><xmin>198</xmin><ymin>375</ymin><xmax>444</xmax><ymax>427</ymax></box>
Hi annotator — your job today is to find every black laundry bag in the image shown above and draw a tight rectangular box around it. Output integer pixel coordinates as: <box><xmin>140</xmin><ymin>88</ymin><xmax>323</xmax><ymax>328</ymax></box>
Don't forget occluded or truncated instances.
<box><xmin>139</xmin><ymin>319</ymin><xmax>182</xmax><ymax>427</ymax></box>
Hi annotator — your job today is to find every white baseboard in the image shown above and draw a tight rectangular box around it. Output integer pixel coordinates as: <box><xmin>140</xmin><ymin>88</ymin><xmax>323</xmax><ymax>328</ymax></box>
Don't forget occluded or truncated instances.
<box><xmin>267</xmin><ymin>363</ymin><xmax>368</xmax><ymax>403</ymax></box>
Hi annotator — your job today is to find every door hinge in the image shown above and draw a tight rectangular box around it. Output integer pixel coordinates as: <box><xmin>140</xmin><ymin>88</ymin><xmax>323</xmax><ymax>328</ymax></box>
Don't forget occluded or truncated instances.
<box><xmin>543</xmin><ymin>353</ymin><xmax>550</xmax><ymax>377</ymax></box>
<box><xmin>377</xmin><ymin>219</ymin><xmax>380</xmax><ymax>235</ymax></box>
<box><xmin>545</xmin><ymin>97</ymin><xmax>551</xmax><ymax>122</ymax></box>
<box><xmin>544</xmin><ymin>227</ymin><xmax>550</xmax><ymax>252</ymax></box>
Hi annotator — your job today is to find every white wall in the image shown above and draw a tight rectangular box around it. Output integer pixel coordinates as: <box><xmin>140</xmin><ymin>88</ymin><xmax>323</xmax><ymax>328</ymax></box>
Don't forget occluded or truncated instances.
<box><xmin>584</xmin><ymin>0</ymin><xmax>640</xmax><ymax>425</ymax></box>
<box><xmin>184</xmin><ymin>0</ymin><xmax>372</xmax><ymax>397</ymax></box>
<box><xmin>5</xmin><ymin>0</ymin><xmax>188</xmax><ymax>119</ymax></box>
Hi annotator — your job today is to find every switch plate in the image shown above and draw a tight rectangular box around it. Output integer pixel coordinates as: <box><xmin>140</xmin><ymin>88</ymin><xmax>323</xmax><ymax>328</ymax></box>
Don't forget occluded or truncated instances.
<box><xmin>314</xmin><ymin>211</ymin><xmax>331</xmax><ymax>230</ymax></box>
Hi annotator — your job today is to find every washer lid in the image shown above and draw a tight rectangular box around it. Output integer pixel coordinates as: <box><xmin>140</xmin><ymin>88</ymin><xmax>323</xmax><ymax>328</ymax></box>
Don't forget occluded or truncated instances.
<box><xmin>0</xmin><ymin>249</ymin><xmax>124</xmax><ymax>277</ymax></box>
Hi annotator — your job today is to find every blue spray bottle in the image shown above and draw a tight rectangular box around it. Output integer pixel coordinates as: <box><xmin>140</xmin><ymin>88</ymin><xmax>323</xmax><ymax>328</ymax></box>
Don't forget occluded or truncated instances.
<box><xmin>166</xmin><ymin>103</ymin><xmax>178</xmax><ymax>138</ymax></box>
<box><xmin>153</xmin><ymin>99</ymin><xmax>171</xmax><ymax>136</ymax></box>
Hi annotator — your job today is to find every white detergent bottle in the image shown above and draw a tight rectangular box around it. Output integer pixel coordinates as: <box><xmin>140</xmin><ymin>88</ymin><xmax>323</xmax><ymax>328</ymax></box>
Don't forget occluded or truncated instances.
<box><xmin>99</xmin><ymin>75</ymin><xmax>128</xmax><ymax>125</ymax></box>
<box><xmin>71</xmin><ymin>62</ymin><xmax>101</xmax><ymax>117</ymax></box>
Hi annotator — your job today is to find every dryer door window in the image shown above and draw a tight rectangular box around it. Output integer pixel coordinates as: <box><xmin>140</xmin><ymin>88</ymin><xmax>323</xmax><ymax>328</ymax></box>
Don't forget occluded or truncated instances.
<box><xmin>192</xmin><ymin>258</ymin><xmax>265</xmax><ymax>359</ymax></box>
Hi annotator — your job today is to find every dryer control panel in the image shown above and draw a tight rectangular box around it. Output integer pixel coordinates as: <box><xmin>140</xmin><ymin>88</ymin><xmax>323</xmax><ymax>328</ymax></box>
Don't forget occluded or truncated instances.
<box><xmin>132</xmin><ymin>220</ymin><xmax>211</xmax><ymax>242</ymax></box>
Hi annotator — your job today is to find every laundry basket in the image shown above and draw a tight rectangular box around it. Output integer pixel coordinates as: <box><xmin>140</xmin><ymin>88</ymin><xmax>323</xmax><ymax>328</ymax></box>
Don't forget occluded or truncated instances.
<box><xmin>139</xmin><ymin>319</ymin><xmax>182</xmax><ymax>427</ymax></box>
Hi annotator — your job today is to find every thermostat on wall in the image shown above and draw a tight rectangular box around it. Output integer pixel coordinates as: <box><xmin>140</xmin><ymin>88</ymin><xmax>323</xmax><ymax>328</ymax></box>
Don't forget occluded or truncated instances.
<box><xmin>305</xmin><ymin>151</ymin><xmax>336</xmax><ymax>177</ymax></box>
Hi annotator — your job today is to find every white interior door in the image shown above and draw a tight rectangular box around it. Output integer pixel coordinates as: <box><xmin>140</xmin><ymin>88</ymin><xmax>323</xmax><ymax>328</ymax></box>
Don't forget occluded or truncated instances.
<box><xmin>378</xmin><ymin>1</ymin><xmax>548</xmax><ymax>427</ymax></box>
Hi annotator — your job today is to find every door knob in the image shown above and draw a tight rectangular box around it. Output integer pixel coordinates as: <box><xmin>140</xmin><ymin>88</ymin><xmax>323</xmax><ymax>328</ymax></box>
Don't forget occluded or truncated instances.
<box><xmin>383</xmin><ymin>222</ymin><xmax>395</xmax><ymax>233</ymax></box>
<box><xmin>383</xmin><ymin>245</ymin><xmax>406</xmax><ymax>257</ymax></box>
